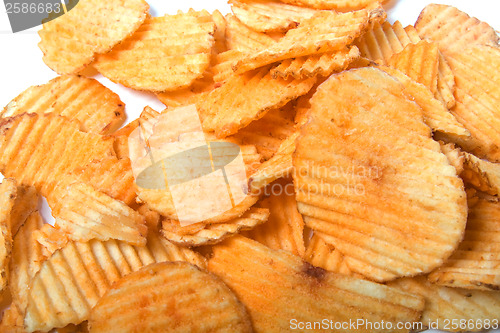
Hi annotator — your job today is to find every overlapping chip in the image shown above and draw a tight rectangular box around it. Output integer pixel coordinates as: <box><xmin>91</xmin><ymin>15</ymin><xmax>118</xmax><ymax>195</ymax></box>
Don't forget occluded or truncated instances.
<box><xmin>461</xmin><ymin>152</ymin><xmax>500</xmax><ymax>196</ymax></box>
<box><xmin>8</xmin><ymin>184</ymin><xmax>39</xmax><ymax>236</ymax></box>
<box><xmin>33</xmin><ymin>223</ymin><xmax>70</xmax><ymax>259</ymax></box>
<box><xmin>304</xmin><ymin>233</ymin><xmax>352</xmax><ymax>275</ymax></box>
<box><xmin>225</xmin><ymin>14</ymin><xmax>276</xmax><ymax>52</ymax></box>
<box><xmin>89</xmin><ymin>262</ymin><xmax>252</xmax><ymax>333</ymax></box>
<box><xmin>293</xmin><ymin>67</ymin><xmax>467</xmax><ymax>282</ymax></box>
<box><xmin>38</xmin><ymin>0</ymin><xmax>149</xmax><ymax>74</ymax></box>
<box><xmin>0</xmin><ymin>178</ymin><xmax>17</xmax><ymax>291</ymax></box>
<box><xmin>277</xmin><ymin>0</ymin><xmax>387</xmax><ymax>11</ymax></box>
<box><xmin>209</xmin><ymin>235</ymin><xmax>424</xmax><ymax>332</ymax></box>
<box><xmin>1</xmin><ymin>75</ymin><xmax>125</xmax><ymax>135</ymax></box>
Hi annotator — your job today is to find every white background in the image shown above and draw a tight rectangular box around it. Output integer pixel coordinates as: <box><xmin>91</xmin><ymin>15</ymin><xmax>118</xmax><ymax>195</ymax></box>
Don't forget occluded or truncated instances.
<box><xmin>0</xmin><ymin>1</ymin><xmax>499</xmax><ymax>332</ymax></box>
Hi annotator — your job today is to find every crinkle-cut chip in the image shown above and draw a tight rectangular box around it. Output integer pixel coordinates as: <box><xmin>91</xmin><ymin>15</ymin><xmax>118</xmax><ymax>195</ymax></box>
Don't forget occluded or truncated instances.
<box><xmin>33</xmin><ymin>224</ymin><xmax>70</xmax><ymax>259</ymax></box>
<box><xmin>229</xmin><ymin>0</ymin><xmax>318</xmax><ymax>33</ymax></box>
<box><xmin>9</xmin><ymin>212</ymin><xmax>44</xmax><ymax>317</ymax></box>
<box><xmin>277</xmin><ymin>0</ymin><xmax>387</xmax><ymax>11</ymax></box>
<box><xmin>231</xmin><ymin>104</ymin><xmax>296</xmax><ymax>161</ymax></box>
<box><xmin>197</xmin><ymin>66</ymin><xmax>316</xmax><ymax>138</ymax></box>
<box><xmin>0</xmin><ymin>113</ymin><xmax>115</xmax><ymax>198</ymax></box>
<box><xmin>461</xmin><ymin>152</ymin><xmax>500</xmax><ymax>196</ymax></box>
<box><xmin>9</xmin><ymin>184</ymin><xmax>39</xmax><ymax>237</ymax></box>
<box><xmin>225</xmin><ymin>14</ymin><xmax>276</xmax><ymax>52</ymax></box>
<box><xmin>390</xmin><ymin>276</ymin><xmax>500</xmax><ymax>332</ymax></box>
<box><xmin>94</xmin><ymin>11</ymin><xmax>216</xmax><ymax>92</ymax></box>
<box><xmin>304</xmin><ymin>233</ymin><xmax>352</xmax><ymax>275</ymax></box>
<box><xmin>161</xmin><ymin>207</ymin><xmax>269</xmax><ymax>247</ymax></box>
<box><xmin>436</xmin><ymin>53</ymin><xmax>456</xmax><ymax>109</ymax></box>
<box><xmin>156</xmin><ymin>72</ymin><xmax>216</xmax><ymax>108</ymax></box>
<box><xmin>24</xmin><ymin>228</ymin><xmax>206</xmax><ymax>332</ymax></box>
<box><xmin>243</xmin><ymin>179</ymin><xmax>305</xmax><ymax>256</ymax></box>
<box><xmin>0</xmin><ymin>178</ymin><xmax>17</xmax><ymax>291</ymax></box>
<box><xmin>38</xmin><ymin>0</ymin><xmax>149</xmax><ymax>74</ymax></box>
<box><xmin>388</xmin><ymin>40</ymin><xmax>439</xmax><ymax>94</ymax></box>
<box><xmin>270</xmin><ymin>46</ymin><xmax>360</xmax><ymax>80</ymax></box>
<box><xmin>212</xmin><ymin>50</ymin><xmax>247</xmax><ymax>83</ymax></box>
<box><xmin>248</xmin><ymin>131</ymin><xmax>298</xmax><ymax>193</ymax></box>
<box><xmin>415</xmin><ymin>4</ymin><xmax>499</xmax><ymax>51</ymax></box>
<box><xmin>208</xmin><ymin>235</ymin><xmax>424</xmax><ymax>333</ymax></box>
<box><xmin>0</xmin><ymin>306</ymin><xmax>25</xmax><ymax>333</ymax></box>
<box><xmin>89</xmin><ymin>262</ymin><xmax>252</xmax><ymax>333</ymax></box>
<box><xmin>428</xmin><ymin>198</ymin><xmax>500</xmax><ymax>291</ymax></box>
<box><xmin>442</xmin><ymin>46</ymin><xmax>500</xmax><ymax>162</ymax></box>
<box><xmin>377</xmin><ymin>65</ymin><xmax>468</xmax><ymax>140</ymax></box>
<box><xmin>439</xmin><ymin>142</ymin><xmax>465</xmax><ymax>175</ymax></box>
<box><xmin>293</xmin><ymin>67</ymin><xmax>467</xmax><ymax>282</ymax></box>
<box><xmin>233</xmin><ymin>6</ymin><xmax>386</xmax><ymax>74</ymax></box>
<box><xmin>1</xmin><ymin>75</ymin><xmax>125</xmax><ymax>135</ymax></box>
<box><xmin>51</xmin><ymin>182</ymin><xmax>147</xmax><ymax>246</ymax></box>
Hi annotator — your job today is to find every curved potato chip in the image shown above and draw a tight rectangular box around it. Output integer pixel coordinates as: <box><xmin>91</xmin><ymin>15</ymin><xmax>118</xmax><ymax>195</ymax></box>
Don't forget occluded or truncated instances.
<box><xmin>461</xmin><ymin>152</ymin><xmax>500</xmax><ymax>196</ymax></box>
<box><xmin>277</xmin><ymin>0</ymin><xmax>386</xmax><ymax>11</ymax></box>
<box><xmin>9</xmin><ymin>184</ymin><xmax>39</xmax><ymax>237</ymax></box>
<box><xmin>225</xmin><ymin>14</ymin><xmax>276</xmax><ymax>52</ymax></box>
<box><xmin>33</xmin><ymin>223</ymin><xmax>70</xmax><ymax>259</ymax></box>
<box><xmin>0</xmin><ymin>178</ymin><xmax>17</xmax><ymax>291</ymax></box>
<box><xmin>304</xmin><ymin>233</ymin><xmax>352</xmax><ymax>275</ymax></box>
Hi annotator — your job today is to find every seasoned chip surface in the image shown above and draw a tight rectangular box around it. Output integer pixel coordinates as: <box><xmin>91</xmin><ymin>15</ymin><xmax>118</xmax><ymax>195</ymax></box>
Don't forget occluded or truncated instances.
<box><xmin>0</xmin><ymin>178</ymin><xmax>17</xmax><ymax>291</ymax></box>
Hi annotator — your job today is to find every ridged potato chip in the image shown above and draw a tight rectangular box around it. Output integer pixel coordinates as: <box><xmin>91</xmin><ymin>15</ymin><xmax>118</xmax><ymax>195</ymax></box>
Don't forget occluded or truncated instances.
<box><xmin>304</xmin><ymin>233</ymin><xmax>352</xmax><ymax>275</ymax></box>
<box><xmin>415</xmin><ymin>4</ymin><xmax>499</xmax><ymax>51</ymax></box>
<box><xmin>293</xmin><ymin>67</ymin><xmax>467</xmax><ymax>282</ymax></box>
<box><xmin>38</xmin><ymin>0</ymin><xmax>149</xmax><ymax>74</ymax></box>
<box><xmin>89</xmin><ymin>262</ymin><xmax>252</xmax><ymax>333</ymax></box>
<box><xmin>9</xmin><ymin>184</ymin><xmax>39</xmax><ymax>237</ymax></box>
<box><xmin>209</xmin><ymin>235</ymin><xmax>424</xmax><ymax>333</ymax></box>
<box><xmin>225</xmin><ymin>14</ymin><xmax>276</xmax><ymax>52</ymax></box>
<box><xmin>0</xmin><ymin>306</ymin><xmax>25</xmax><ymax>333</ymax></box>
<box><xmin>94</xmin><ymin>11</ymin><xmax>216</xmax><ymax>92</ymax></box>
<box><xmin>0</xmin><ymin>113</ymin><xmax>115</xmax><ymax>198</ymax></box>
<box><xmin>24</xmin><ymin>229</ymin><xmax>206</xmax><ymax>332</ymax></box>
<box><xmin>33</xmin><ymin>223</ymin><xmax>70</xmax><ymax>259</ymax></box>
<box><xmin>0</xmin><ymin>178</ymin><xmax>17</xmax><ymax>291</ymax></box>
<box><xmin>428</xmin><ymin>197</ymin><xmax>500</xmax><ymax>291</ymax></box>
<box><xmin>277</xmin><ymin>0</ymin><xmax>386</xmax><ymax>11</ymax></box>
<box><xmin>461</xmin><ymin>152</ymin><xmax>500</xmax><ymax>196</ymax></box>
<box><xmin>1</xmin><ymin>75</ymin><xmax>125</xmax><ymax>135</ymax></box>
<box><xmin>51</xmin><ymin>182</ymin><xmax>147</xmax><ymax>246</ymax></box>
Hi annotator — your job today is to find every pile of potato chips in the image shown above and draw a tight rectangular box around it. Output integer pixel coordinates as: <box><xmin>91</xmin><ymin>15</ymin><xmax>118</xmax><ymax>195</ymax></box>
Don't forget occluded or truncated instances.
<box><xmin>0</xmin><ymin>0</ymin><xmax>499</xmax><ymax>331</ymax></box>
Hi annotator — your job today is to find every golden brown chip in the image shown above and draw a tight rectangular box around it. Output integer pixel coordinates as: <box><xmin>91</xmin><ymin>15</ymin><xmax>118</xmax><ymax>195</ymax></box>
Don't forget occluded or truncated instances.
<box><xmin>293</xmin><ymin>67</ymin><xmax>467</xmax><ymax>282</ymax></box>
<box><xmin>0</xmin><ymin>113</ymin><xmax>115</xmax><ymax>198</ymax></box>
<box><xmin>9</xmin><ymin>185</ymin><xmax>38</xmax><ymax>237</ymax></box>
<box><xmin>89</xmin><ymin>262</ymin><xmax>252</xmax><ymax>333</ymax></box>
<box><xmin>38</xmin><ymin>0</ymin><xmax>149</xmax><ymax>74</ymax></box>
<box><xmin>428</xmin><ymin>197</ymin><xmax>500</xmax><ymax>291</ymax></box>
<box><xmin>225</xmin><ymin>14</ymin><xmax>276</xmax><ymax>52</ymax></box>
<box><xmin>0</xmin><ymin>178</ymin><xmax>17</xmax><ymax>291</ymax></box>
<box><xmin>304</xmin><ymin>233</ymin><xmax>352</xmax><ymax>275</ymax></box>
<box><xmin>229</xmin><ymin>0</ymin><xmax>318</xmax><ymax>33</ymax></box>
<box><xmin>1</xmin><ymin>75</ymin><xmax>125</xmax><ymax>135</ymax></box>
<box><xmin>461</xmin><ymin>152</ymin><xmax>500</xmax><ymax>196</ymax></box>
<box><xmin>277</xmin><ymin>0</ymin><xmax>386</xmax><ymax>11</ymax></box>
<box><xmin>0</xmin><ymin>305</ymin><xmax>25</xmax><ymax>333</ymax></box>
<box><xmin>24</xmin><ymin>229</ymin><xmax>206</xmax><ymax>332</ymax></box>
<box><xmin>33</xmin><ymin>223</ymin><xmax>70</xmax><ymax>259</ymax></box>
<box><xmin>436</xmin><ymin>53</ymin><xmax>456</xmax><ymax>109</ymax></box>
<box><xmin>94</xmin><ymin>11</ymin><xmax>215</xmax><ymax>92</ymax></box>
<box><xmin>197</xmin><ymin>66</ymin><xmax>316</xmax><ymax>138</ymax></box>
<box><xmin>415</xmin><ymin>4</ymin><xmax>499</xmax><ymax>51</ymax></box>
<box><xmin>51</xmin><ymin>182</ymin><xmax>147</xmax><ymax>246</ymax></box>
<box><xmin>443</xmin><ymin>46</ymin><xmax>500</xmax><ymax>162</ymax></box>
<box><xmin>161</xmin><ymin>207</ymin><xmax>269</xmax><ymax>247</ymax></box>
<box><xmin>233</xmin><ymin>6</ymin><xmax>385</xmax><ymax>74</ymax></box>
<box><xmin>209</xmin><ymin>235</ymin><xmax>424</xmax><ymax>332</ymax></box>
<box><xmin>390</xmin><ymin>276</ymin><xmax>500</xmax><ymax>332</ymax></box>
<box><xmin>212</xmin><ymin>49</ymin><xmax>247</xmax><ymax>83</ymax></box>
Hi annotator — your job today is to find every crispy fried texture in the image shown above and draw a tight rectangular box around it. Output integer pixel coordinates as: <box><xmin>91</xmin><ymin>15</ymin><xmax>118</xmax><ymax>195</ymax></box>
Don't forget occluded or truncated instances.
<box><xmin>304</xmin><ymin>233</ymin><xmax>352</xmax><ymax>275</ymax></box>
<box><xmin>225</xmin><ymin>14</ymin><xmax>276</xmax><ymax>52</ymax></box>
<box><xmin>9</xmin><ymin>184</ymin><xmax>39</xmax><ymax>236</ymax></box>
<box><xmin>277</xmin><ymin>0</ymin><xmax>387</xmax><ymax>11</ymax></box>
<box><xmin>461</xmin><ymin>153</ymin><xmax>500</xmax><ymax>196</ymax></box>
<box><xmin>0</xmin><ymin>178</ymin><xmax>17</xmax><ymax>291</ymax></box>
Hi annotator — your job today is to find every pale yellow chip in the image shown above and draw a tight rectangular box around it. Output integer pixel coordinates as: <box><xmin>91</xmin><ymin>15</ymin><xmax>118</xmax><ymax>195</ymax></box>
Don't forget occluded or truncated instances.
<box><xmin>24</xmin><ymin>229</ymin><xmax>206</xmax><ymax>332</ymax></box>
<box><xmin>89</xmin><ymin>262</ymin><xmax>252</xmax><ymax>333</ymax></box>
<box><xmin>304</xmin><ymin>233</ymin><xmax>352</xmax><ymax>275</ymax></box>
<box><xmin>94</xmin><ymin>11</ymin><xmax>215</xmax><ymax>92</ymax></box>
<box><xmin>0</xmin><ymin>113</ymin><xmax>115</xmax><ymax>198</ymax></box>
<box><xmin>243</xmin><ymin>179</ymin><xmax>305</xmax><ymax>256</ymax></box>
<box><xmin>161</xmin><ymin>207</ymin><xmax>269</xmax><ymax>247</ymax></box>
<box><xmin>390</xmin><ymin>276</ymin><xmax>500</xmax><ymax>332</ymax></box>
<box><xmin>0</xmin><ymin>178</ymin><xmax>17</xmax><ymax>291</ymax></box>
<box><xmin>293</xmin><ymin>67</ymin><xmax>467</xmax><ymax>282</ymax></box>
<box><xmin>1</xmin><ymin>75</ymin><xmax>125</xmax><ymax>135</ymax></box>
<box><xmin>229</xmin><ymin>0</ymin><xmax>318</xmax><ymax>33</ymax></box>
<box><xmin>38</xmin><ymin>0</ymin><xmax>149</xmax><ymax>74</ymax></box>
<box><xmin>461</xmin><ymin>152</ymin><xmax>500</xmax><ymax>196</ymax></box>
<box><xmin>197</xmin><ymin>66</ymin><xmax>316</xmax><ymax>138</ymax></box>
<box><xmin>208</xmin><ymin>235</ymin><xmax>424</xmax><ymax>332</ymax></box>
<box><xmin>443</xmin><ymin>46</ymin><xmax>500</xmax><ymax>162</ymax></box>
<box><xmin>428</xmin><ymin>197</ymin><xmax>500</xmax><ymax>291</ymax></box>
<box><xmin>277</xmin><ymin>0</ymin><xmax>386</xmax><ymax>11</ymax></box>
<box><xmin>233</xmin><ymin>6</ymin><xmax>386</xmax><ymax>74</ymax></box>
<box><xmin>415</xmin><ymin>4</ymin><xmax>499</xmax><ymax>51</ymax></box>
<box><xmin>225</xmin><ymin>14</ymin><xmax>276</xmax><ymax>52</ymax></box>
<box><xmin>51</xmin><ymin>182</ymin><xmax>147</xmax><ymax>246</ymax></box>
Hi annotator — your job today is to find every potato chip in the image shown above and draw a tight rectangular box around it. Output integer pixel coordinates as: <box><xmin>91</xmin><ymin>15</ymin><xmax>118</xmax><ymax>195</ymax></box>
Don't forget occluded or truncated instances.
<box><xmin>233</xmin><ymin>6</ymin><xmax>385</xmax><ymax>74</ymax></box>
<box><xmin>415</xmin><ymin>4</ymin><xmax>499</xmax><ymax>51</ymax></box>
<box><xmin>212</xmin><ymin>49</ymin><xmax>247</xmax><ymax>83</ymax></box>
<box><xmin>9</xmin><ymin>184</ymin><xmax>38</xmax><ymax>237</ymax></box>
<box><xmin>428</xmin><ymin>197</ymin><xmax>500</xmax><ymax>291</ymax></box>
<box><xmin>0</xmin><ymin>306</ymin><xmax>25</xmax><ymax>333</ymax></box>
<box><xmin>244</xmin><ymin>179</ymin><xmax>305</xmax><ymax>256</ymax></box>
<box><xmin>33</xmin><ymin>223</ymin><xmax>70</xmax><ymax>259</ymax></box>
<box><xmin>277</xmin><ymin>0</ymin><xmax>386</xmax><ymax>11</ymax></box>
<box><xmin>461</xmin><ymin>152</ymin><xmax>500</xmax><ymax>196</ymax></box>
<box><xmin>390</xmin><ymin>276</ymin><xmax>500</xmax><ymax>332</ymax></box>
<box><xmin>1</xmin><ymin>75</ymin><xmax>125</xmax><ymax>135</ymax></box>
<box><xmin>304</xmin><ymin>233</ymin><xmax>353</xmax><ymax>275</ymax></box>
<box><xmin>270</xmin><ymin>47</ymin><xmax>360</xmax><ymax>80</ymax></box>
<box><xmin>225</xmin><ymin>14</ymin><xmax>276</xmax><ymax>52</ymax></box>
<box><xmin>38</xmin><ymin>0</ymin><xmax>149</xmax><ymax>74</ymax></box>
<box><xmin>443</xmin><ymin>46</ymin><xmax>500</xmax><ymax>162</ymax></box>
<box><xmin>161</xmin><ymin>207</ymin><xmax>269</xmax><ymax>247</ymax></box>
<box><xmin>0</xmin><ymin>178</ymin><xmax>17</xmax><ymax>291</ymax></box>
<box><xmin>24</xmin><ymin>228</ymin><xmax>206</xmax><ymax>331</ymax></box>
<box><xmin>94</xmin><ymin>11</ymin><xmax>216</xmax><ymax>92</ymax></box>
<box><xmin>198</xmin><ymin>66</ymin><xmax>316</xmax><ymax>138</ymax></box>
<box><xmin>439</xmin><ymin>142</ymin><xmax>465</xmax><ymax>176</ymax></box>
<box><xmin>89</xmin><ymin>262</ymin><xmax>252</xmax><ymax>333</ymax></box>
<box><xmin>209</xmin><ymin>235</ymin><xmax>424</xmax><ymax>332</ymax></box>
<box><xmin>436</xmin><ymin>54</ymin><xmax>456</xmax><ymax>109</ymax></box>
<box><xmin>0</xmin><ymin>113</ymin><xmax>115</xmax><ymax>198</ymax></box>
<box><xmin>293</xmin><ymin>67</ymin><xmax>467</xmax><ymax>282</ymax></box>
<box><xmin>229</xmin><ymin>0</ymin><xmax>318</xmax><ymax>33</ymax></box>
<box><xmin>51</xmin><ymin>182</ymin><xmax>147</xmax><ymax>246</ymax></box>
